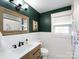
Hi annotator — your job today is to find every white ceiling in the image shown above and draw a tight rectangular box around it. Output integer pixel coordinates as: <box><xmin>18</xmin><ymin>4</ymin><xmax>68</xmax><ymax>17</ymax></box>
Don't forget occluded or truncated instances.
<box><xmin>24</xmin><ymin>0</ymin><xmax>72</xmax><ymax>13</ymax></box>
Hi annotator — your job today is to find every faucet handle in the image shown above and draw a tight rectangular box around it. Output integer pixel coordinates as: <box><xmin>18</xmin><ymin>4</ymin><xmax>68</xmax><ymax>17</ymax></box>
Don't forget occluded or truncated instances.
<box><xmin>18</xmin><ymin>42</ymin><xmax>21</xmax><ymax>47</ymax></box>
<box><xmin>21</xmin><ymin>42</ymin><xmax>24</xmax><ymax>45</ymax></box>
<box><xmin>12</xmin><ymin>45</ymin><xmax>17</xmax><ymax>48</ymax></box>
<box><xmin>18</xmin><ymin>42</ymin><xmax>24</xmax><ymax>47</ymax></box>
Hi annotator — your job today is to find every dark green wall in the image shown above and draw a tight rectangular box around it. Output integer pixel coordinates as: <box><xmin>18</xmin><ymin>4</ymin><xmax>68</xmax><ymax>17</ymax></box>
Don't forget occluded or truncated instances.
<box><xmin>39</xmin><ymin>6</ymin><xmax>71</xmax><ymax>32</ymax></box>
<box><xmin>0</xmin><ymin>0</ymin><xmax>40</xmax><ymax>32</ymax></box>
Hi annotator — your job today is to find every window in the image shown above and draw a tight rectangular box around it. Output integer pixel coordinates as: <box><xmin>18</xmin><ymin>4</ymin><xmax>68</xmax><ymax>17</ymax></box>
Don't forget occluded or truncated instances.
<box><xmin>53</xmin><ymin>25</ymin><xmax>70</xmax><ymax>34</ymax></box>
<box><xmin>51</xmin><ymin>10</ymin><xmax>72</xmax><ymax>34</ymax></box>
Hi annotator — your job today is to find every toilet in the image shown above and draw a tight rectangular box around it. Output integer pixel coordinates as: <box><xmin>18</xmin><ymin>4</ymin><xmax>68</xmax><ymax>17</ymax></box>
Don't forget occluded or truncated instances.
<box><xmin>41</xmin><ymin>48</ymin><xmax>48</xmax><ymax>59</ymax></box>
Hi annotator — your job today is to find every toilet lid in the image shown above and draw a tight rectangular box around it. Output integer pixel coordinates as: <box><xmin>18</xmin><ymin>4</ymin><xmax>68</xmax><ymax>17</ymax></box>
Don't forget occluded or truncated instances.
<box><xmin>41</xmin><ymin>48</ymin><xmax>48</xmax><ymax>54</ymax></box>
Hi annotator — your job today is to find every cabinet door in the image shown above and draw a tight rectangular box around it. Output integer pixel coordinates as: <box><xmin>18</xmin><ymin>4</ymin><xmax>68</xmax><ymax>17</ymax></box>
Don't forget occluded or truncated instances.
<box><xmin>32</xmin><ymin>50</ymin><xmax>41</xmax><ymax>59</ymax></box>
<box><xmin>21</xmin><ymin>45</ymin><xmax>41</xmax><ymax>59</ymax></box>
<box><xmin>29</xmin><ymin>45</ymin><xmax>41</xmax><ymax>59</ymax></box>
<box><xmin>21</xmin><ymin>53</ymin><xmax>29</xmax><ymax>59</ymax></box>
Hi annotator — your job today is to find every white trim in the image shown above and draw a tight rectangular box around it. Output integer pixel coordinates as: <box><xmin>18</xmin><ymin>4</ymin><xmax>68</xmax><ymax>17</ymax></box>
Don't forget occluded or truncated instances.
<box><xmin>51</xmin><ymin>10</ymin><xmax>72</xmax><ymax>18</ymax></box>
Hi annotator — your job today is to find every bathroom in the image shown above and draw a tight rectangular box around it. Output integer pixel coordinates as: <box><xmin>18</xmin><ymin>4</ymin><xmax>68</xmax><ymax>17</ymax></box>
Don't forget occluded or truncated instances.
<box><xmin>0</xmin><ymin>0</ymin><xmax>79</xmax><ymax>59</ymax></box>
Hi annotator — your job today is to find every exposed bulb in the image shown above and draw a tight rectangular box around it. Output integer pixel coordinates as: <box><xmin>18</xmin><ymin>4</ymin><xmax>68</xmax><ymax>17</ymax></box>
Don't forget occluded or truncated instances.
<box><xmin>22</xmin><ymin>4</ymin><xmax>29</xmax><ymax>10</ymax></box>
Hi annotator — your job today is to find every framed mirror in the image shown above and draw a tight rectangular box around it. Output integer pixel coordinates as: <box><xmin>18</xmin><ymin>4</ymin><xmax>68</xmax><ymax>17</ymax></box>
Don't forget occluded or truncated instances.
<box><xmin>3</xmin><ymin>13</ymin><xmax>22</xmax><ymax>31</ymax></box>
<box><xmin>0</xmin><ymin>6</ymin><xmax>29</xmax><ymax>35</ymax></box>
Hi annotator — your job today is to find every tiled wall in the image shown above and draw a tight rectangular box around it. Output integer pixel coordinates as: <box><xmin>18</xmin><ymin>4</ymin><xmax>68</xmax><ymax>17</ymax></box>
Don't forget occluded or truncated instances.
<box><xmin>39</xmin><ymin>32</ymin><xmax>73</xmax><ymax>59</ymax></box>
<box><xmin>0</xmin><ymin>32</ymin><xmax>3</xmax><ymax>49</ymax></box>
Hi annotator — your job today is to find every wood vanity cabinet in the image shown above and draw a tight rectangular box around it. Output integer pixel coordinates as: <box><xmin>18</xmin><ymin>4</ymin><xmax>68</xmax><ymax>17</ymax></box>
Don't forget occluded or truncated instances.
<box><xmin>21</xmin><ymin>53</ymin><xmax>30</xmax><ymax>59</ymax></box>
<box><xmin>21</xmin><ymin>45</ymin><xmax>41</xmax><ymax>59</ymax></box>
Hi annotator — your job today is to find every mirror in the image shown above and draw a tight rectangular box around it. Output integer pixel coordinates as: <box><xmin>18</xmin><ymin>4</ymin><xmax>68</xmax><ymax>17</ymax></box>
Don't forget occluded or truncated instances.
<box><xmin>22</xmin><ymin>19</ymin><xmax>28</xmax><ymax>31</ymax></box>
<box><xmin>0</xmin><ymin>6</ymin><xmax>29</xmax><ymax>35</ymax></box>
<box><xmin>3</xmin><ymin>13</ymin><xmax>22</xmax><ymax>31</ymax></box>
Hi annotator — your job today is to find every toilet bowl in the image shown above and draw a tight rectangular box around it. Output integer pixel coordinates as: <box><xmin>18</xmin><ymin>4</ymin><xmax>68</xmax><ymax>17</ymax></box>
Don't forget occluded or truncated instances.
<box><xmin>41</xmin><ymin>48</ymin><xmax>48</xmax><ymax>59</ymax></box>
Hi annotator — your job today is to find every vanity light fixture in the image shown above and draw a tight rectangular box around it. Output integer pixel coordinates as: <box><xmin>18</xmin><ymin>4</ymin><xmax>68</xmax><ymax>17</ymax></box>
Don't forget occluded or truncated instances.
<box><xmin>9</xmin><ymin>0</ymin><xmax>28</xmax><ymax>11</ymax></box>
<box><xmin>22</xmin><ymin>4</ymin><xmax>28</xmax><ymax>10</ymax></box>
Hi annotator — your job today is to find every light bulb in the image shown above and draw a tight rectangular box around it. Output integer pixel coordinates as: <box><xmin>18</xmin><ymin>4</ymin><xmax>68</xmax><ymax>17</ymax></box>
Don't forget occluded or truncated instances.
<box><xmin>22</xmin><ymin>4</ymin><xmax>29</xmax><ymax>9</ymax></box>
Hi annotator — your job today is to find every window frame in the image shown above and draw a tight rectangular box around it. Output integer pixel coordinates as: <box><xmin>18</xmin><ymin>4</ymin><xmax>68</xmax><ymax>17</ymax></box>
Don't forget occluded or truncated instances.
<box><xmin>53</xmin><ymin>24</ymin><xmax>72</xmax><ymax>34</ymax></box>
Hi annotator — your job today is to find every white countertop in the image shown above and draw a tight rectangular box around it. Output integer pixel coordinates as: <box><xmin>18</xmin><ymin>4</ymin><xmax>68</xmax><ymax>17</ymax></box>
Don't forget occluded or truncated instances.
<box><xmin>0</xmin><ymin>41</ymin><xmax>41</xmax><ymax>59</ymax></box>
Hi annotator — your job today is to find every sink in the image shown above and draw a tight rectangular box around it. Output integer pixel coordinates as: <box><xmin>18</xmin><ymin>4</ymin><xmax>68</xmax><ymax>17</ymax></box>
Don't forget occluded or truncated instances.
<box><xmin>12</xmin><ymin>44</ymin><xmax>32</xmax><ymax>54</ymax></box>
<box><xmin>11</xmin><ymin>41</ymin><xmax>40</xmax><ymax>58</ymax></box>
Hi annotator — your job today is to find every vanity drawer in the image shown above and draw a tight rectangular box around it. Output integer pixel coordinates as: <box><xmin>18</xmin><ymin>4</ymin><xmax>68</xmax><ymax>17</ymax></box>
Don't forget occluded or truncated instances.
<box><xmin>21</xmin><ymin>53</ymin><xmax>29</xmax><ymax>59</ymax></box>
<box><xmin>32</xmin><ymin>49</ymin><xmax>41</xmax><ymax>59</ymax></box>
<box><xmin>32</xmin><ymin>45</ymin><xmax>41</xmax><ymax>54</ymax></box>
<box><xmin>29</xmin><ymin>45</ymin><xmax>41</xmax><ymax>59</ymax></box>
<box><xmin>21</xmin><ymin>44</ymin><xmax>41</xmax><ymax>59</ymax></box>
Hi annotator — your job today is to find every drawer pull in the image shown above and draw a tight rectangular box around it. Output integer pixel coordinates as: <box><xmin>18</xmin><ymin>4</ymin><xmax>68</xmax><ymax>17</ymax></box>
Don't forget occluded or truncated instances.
<box><xmin>33</xmin><ymin>49</ymin><xmax>40</xmax><ymax>55</ymax></box>
<box><xmin>37</xmin><ymin>56</ymin><xmax>40</xmax><ymax>59</ymax></box>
